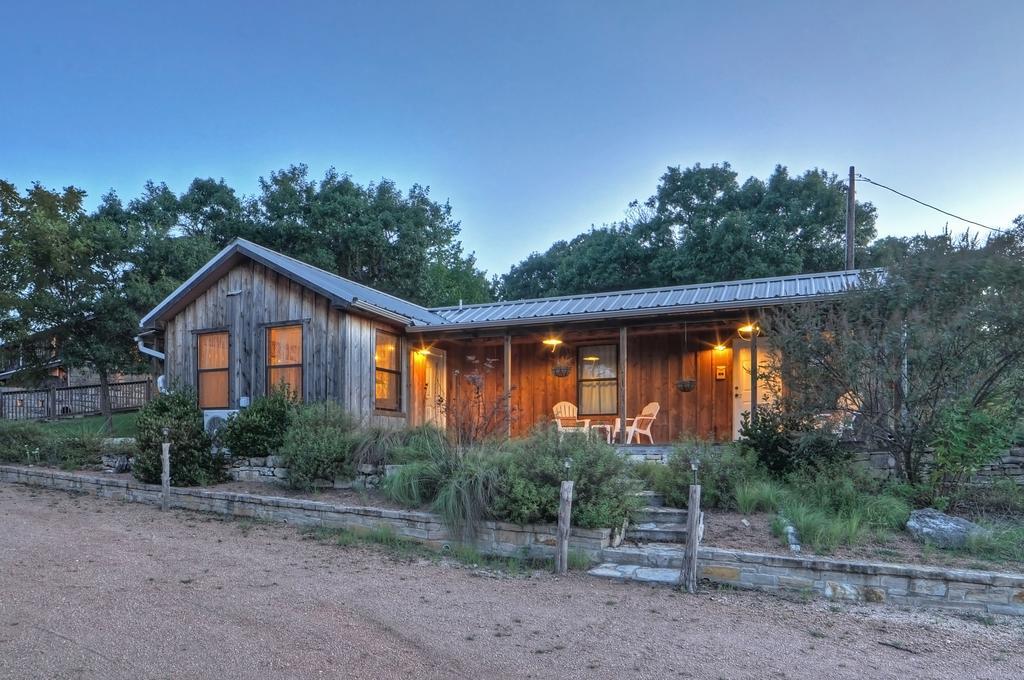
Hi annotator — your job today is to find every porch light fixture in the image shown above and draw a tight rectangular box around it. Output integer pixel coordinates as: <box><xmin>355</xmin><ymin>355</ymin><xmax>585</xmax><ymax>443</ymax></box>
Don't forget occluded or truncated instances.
<box><xmin>737</xmin><ymin>323</ymin><xmax>760</xmax><ymax>341</ymax></box>
<box><xmin>542</xmin><ymin>337</ymin><xmax>563</xmax><ymax>351</ymax></box>
<box><xmin>415</xmin><ymin>347</ymin><xmax>432</xmax><ymax>357</ymax></box>
<box><xmin>713</xmin><ymin>343</ymin><xmax>727</xmax><ymax>352</ymax></box>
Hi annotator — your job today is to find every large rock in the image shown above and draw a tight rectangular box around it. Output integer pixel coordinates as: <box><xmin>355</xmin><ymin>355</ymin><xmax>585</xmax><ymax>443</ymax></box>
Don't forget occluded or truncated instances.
<box><xmin>906</xmin><ymin>509</ymin><xmax>990</xmax><ymax>549</ymax></box>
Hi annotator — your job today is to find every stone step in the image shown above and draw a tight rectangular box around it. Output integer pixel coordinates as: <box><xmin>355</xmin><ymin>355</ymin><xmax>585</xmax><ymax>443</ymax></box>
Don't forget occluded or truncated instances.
<box><xmin>588</xmin><ymin>563</ymin><xmax>678</xmax><ymax>586</ymax></box>
<box><xmin>625</xmin><ymin>522</ymin><xmax>689</xmax><ymax>543</ymax></box>
<box><xmin>635</xmin><ymin>490</ymin><xmax>664</xmax><ymax>507</ymax></box>
<box><xmin>602</xmin><ymin>543</ymin><xmax>685</xmax><ymax>569</ymax></box>
<box><xmin>631</xmin><ymin>506</ymin><xmax>687</xmax><ymax>525</ymax></box>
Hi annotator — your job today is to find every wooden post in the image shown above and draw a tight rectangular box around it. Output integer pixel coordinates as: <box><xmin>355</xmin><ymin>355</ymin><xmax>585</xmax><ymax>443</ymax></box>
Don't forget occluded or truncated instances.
<box><xmin>46</xmin><ymin>387</ymin><xmax>57</xmax><ymax>419</ymax></box>
<box><xmin>160</xmin><ymin>441</ymin><xmax>171</xmax><ymax>512</ymax></box>
<box><xmin>554</xmin><ymin>480</ymin><xmax>575</xmax><ymax>575</ymax></box>
<box><xmin>749</xmin><ymin>329</ymin><xmax>759</xmax><ymax>425</ymax></box>
<box><xmin>846</xmin><ymin>165</ymin><xmax>856</xmax><ymax>270</ymax></box>
<box><xmin>678</xmin><ymin>484</ymin><xmax>703</xmax><ymax>593</ymax></box>
<box><xmin>618</xmin><ymin>326</ymin><xmax>628</xmax><ymax>444</ymax></box>
<box><xmin>503</xmin><ymin>334</ymin><xmax>512</xmax><ymax>438</ymax></box>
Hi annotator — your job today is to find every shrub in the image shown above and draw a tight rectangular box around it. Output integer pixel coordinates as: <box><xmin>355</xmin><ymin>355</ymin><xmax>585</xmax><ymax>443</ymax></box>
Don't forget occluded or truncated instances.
<box><xmin>279</xmin><ymin>402</ymin><xmax>359</xmax><ymax>490</ymax></box>
<box><xmin>664</xmin><ymin>441</ymin><xmax>766</xmax><ymax>510</ymax></box>
<box><xmin>133</xmin><ymin>390</ymin><xmax>223</xmax><ymax>486</ymax></box>
<box><xmin>931</xmin><ymin>397</ymin><xmax>1016</xmax><ymax>501</ymax></box>
<box><xmin>496</xmin><ymin>427</ymin><xmax>641</xmax><ymax>529</ymax></box>
<box><xmin>220</xmin><ymin>391</ymin><xmax>293</xmax><ymax>458</ymax></box>
<box><xmin>739</xmin><ymin>403</ymin><xmax>846</xmax><ymax>475</ymax></box>
<box><xmin>54</xmin><ymin>431</ymin><xmax>104</xmax><ymax>470</ymax></box>
<box><xmin>0</xmin><ymin>420</ymin><xmax>49</xmax><ymax>463</ymax></box>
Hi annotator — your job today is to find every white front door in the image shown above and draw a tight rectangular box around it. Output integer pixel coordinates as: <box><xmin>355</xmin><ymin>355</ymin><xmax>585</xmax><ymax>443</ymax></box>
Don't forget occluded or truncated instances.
<box><xmin>732</xmin><ymin>339</ymin><xmax>781</xmax><ymax>439</ymax></box>
<box><xmin>422</xmin><ymin>349</ymin><xmax>447</xmax><ymax>429</ymax></box>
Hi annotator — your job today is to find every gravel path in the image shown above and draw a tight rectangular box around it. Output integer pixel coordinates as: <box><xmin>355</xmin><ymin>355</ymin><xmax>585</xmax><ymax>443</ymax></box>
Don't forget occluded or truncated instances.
<box><xmin>1</xmin><ymin>484</ymin><xmax>1022</xmax><ymax>680</ymax></box>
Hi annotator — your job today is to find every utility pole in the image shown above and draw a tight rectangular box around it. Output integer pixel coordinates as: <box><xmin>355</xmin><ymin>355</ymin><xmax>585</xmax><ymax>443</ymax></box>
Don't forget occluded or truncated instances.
<box><xmin>846</xmin><ymin>166</ymin><xmax>856</xmax><ymax>270</ymax></box>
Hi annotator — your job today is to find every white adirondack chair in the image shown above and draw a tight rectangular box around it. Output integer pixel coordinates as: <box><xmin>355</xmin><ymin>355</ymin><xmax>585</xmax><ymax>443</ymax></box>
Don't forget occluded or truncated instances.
<box><xmin>551</xmin><ymin>401</ymin><xmax>589</xmax><ymax>434</ymax></box>
<box><xmin>624</xmin><ymin>402</ymin><xmax>660</xmax><ymax>444</ymax></box>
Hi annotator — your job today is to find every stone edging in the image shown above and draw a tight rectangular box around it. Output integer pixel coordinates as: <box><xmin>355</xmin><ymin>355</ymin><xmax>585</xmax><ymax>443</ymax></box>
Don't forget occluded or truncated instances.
<box><xmin>0</xmin><ymin>465</ymin><xmax>610</xmax><ymax>560</ymax></box>
<box><xmin>600</xmin><ymin>544</ymin><xmax>1024</xmax><ymax>616</ymax></box>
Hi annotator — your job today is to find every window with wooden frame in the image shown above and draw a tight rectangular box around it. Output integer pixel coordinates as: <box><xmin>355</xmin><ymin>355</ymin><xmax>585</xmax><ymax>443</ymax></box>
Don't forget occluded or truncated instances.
<box><xmin>267</xmin><ymin>325</ymin><xmax>303</xmax><ymax>401</ymax></box>
<box><xmin>577</xmin><ymin>344</ymin><xmax>618</xmax><ymax>415</ymax></box>
<box><xmin>374</xmin><ymin>330</ymin><xmax>401</xmax><ymax>411</ymax></box>
<box><xmin>197</xmin><ymin>331</ymin><xmax>229</xmax><ymax>409</ymax></box>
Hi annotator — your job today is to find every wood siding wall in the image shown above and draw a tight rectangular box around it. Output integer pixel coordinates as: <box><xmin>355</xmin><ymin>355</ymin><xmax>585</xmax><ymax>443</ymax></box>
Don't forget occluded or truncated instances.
<box><xmin>421</xmin><ymin>330</ymin><xmax>735</xmax><ymax>443</ymax></box>
<box><xmin>162</xmin><ymin>261</ymin><xmax>406</xmax><ymax>428</ymax></box>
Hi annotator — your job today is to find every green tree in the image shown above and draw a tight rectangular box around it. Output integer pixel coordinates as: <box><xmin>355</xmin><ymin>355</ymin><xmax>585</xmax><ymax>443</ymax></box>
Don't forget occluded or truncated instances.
<box><xmin>0</xmin><ymin>181</ymin><xmax>143</xmax><ymax>430</ymax></box>
<box><xmin>497</xmin><ymin>163</ymin><xmax>877</xmax><ymax>298</ymax></box>
<box><xmin>766</xmin><ymin>225</ymin><xmax>1024</xmax><ymax>483</ymax></box>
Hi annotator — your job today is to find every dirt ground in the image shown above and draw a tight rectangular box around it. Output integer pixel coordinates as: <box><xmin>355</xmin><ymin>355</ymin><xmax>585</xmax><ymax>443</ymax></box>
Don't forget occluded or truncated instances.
<box><xmin>1</xmin><ymin>485</ymin><xmax>1022</xmax><ymax>680</ymax></box>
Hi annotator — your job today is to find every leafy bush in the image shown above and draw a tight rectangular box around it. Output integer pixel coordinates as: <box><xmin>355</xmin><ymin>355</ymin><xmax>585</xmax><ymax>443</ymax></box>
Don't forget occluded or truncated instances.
<box><xmin>932</xmin><ymin>398</ymin><xmax>1015</xmax><ymax>494</ymax></box>
<box><xmin>220</xmin><ymin>391</ymin><xmax>293</xmax><ymax>458</ymax></box>
<box><xmin>0</xmin><ymin>420</ymin><xmax>50</xmax><ymax>463</ymax></box>
<box><xmin>54</xmin><ymin>431</ymin><xmax>105</xmax><ymax>470</ymax></box>
<box><xmin>0</xmin><ymin>421</ymin><xmax>104</xmax><ymax>470</ymax></box>
<box><xmin>668</xmin><ymin>441</ymin><xmax>766</xmax><ymax>510</ymax></box>
<box><xmin>739</xmin><ymin>404</ymin><xmax>847</xmax><ymax>475</ymax></box>
<box><xmin>496</xmin><ymin>428</ymin><xmax>640</xmax><ymax>529</ymax></box>
<box><xmin>279</xmin><ymin>402</ymin><xmax>359</xmax><ymax>490</ymax></box>
<box><xmin>133</xmin><ymin>390</ymin><xmax>223</xmax><ymax>486</ymax></box>
<box><xmin>384</xmin><ymin>426</ymin><xmax>640</xmax><ymax>533</ymax></box>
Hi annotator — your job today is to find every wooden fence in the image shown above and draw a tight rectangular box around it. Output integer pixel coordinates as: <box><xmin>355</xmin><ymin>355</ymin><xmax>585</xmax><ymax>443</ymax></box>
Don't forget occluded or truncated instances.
<box><xmin>0</xmin><ymin>379</ymin><xmax>153</xmax><ymax>421</ymax></box>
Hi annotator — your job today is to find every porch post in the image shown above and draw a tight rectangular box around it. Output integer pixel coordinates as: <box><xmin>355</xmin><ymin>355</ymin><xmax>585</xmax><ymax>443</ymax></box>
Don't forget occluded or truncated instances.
<box><xmin>619</xmin><ymin>326</ymin><xmax>628</xmax><ymax>444</ymax></box>
<box><xmin>750</xmin><ymin>329</ymin><xmax>759</xmax><ymax>424</ymax></box>
<box><xmin>503</xmin><ymin>333</ymin><xmax>512</xmax><ymax>439</ymax></box>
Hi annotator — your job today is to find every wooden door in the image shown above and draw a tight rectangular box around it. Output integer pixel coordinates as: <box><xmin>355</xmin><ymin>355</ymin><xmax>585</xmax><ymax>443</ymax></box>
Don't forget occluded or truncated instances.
<box><xmin>422</xmin><ymin>349</ymin><xmax>447</xmax><ymax>429</ymax></box>
<box><xmin>732</xmin><ymin>339</ymin><xmax>781</xmax><ymax>439</ymax></box>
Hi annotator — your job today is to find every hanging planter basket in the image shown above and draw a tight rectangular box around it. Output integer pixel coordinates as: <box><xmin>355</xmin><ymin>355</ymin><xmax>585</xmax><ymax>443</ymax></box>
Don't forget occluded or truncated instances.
<box><xmin>675</xmin><ymin>378</ymin><xmax>697</xmax><ymax>393</ymax></box>
<box><xmin>552</xmin><ymin>365</ymin><xmax>571</xmax><ymax>378</ymax></box>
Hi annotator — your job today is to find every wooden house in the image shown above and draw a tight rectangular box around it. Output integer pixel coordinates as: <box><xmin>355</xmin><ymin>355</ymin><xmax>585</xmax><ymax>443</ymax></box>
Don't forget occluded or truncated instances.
<box><xmin>140</xmin><ymin>239</ymin><xmax>860</xmax><ymax>443</ymax></box>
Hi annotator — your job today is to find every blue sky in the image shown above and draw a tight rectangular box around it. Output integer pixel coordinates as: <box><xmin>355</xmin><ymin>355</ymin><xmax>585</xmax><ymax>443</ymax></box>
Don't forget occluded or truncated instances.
<box><xmin>1</xmin><ymin>1</ymin><xmax>1021</xmax><ymax>274</ymax></box>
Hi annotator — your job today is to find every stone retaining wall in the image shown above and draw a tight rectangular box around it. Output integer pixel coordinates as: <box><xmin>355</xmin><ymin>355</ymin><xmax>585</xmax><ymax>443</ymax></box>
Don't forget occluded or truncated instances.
<box><xmin>699</xmin><ymin>548</ymin><xmax>1024</xmax><ymax>616</ymax></box>
<box><xmin>0</xmin><ymin>465</ymin><xmax>611</xmax><ymax>560</ymax></box>
<box><xmin>604</xmin><ymin>544</ymin><xmax>1024</xmax><ymax>616</ymax></box>
<box><xmin>852</xmin><ymin>448</ymin><xmax>1024</xmax><ymax>486</ymax></box>
<box><xmin>228</xmin><ymin>458</ymin><xmax>386</xmax><ymax>489</ymax></box>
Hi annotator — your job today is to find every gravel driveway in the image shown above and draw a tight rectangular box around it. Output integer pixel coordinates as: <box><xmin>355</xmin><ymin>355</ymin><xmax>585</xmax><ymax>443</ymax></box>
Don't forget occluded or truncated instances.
<box><xmin>1</xmin><ymin>483</ymin><xmax>1021</xmax><ymax>680</ymax></box>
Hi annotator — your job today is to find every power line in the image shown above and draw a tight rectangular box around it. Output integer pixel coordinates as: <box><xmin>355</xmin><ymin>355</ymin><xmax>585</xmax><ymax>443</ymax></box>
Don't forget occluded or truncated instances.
<box><xmin>855</xmin><ymin>173</ymin><xmax>1007</xmax><ymax>234</ymax></box>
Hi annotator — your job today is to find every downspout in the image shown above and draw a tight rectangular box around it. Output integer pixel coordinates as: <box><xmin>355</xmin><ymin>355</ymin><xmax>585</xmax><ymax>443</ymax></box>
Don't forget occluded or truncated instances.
<box><xmin>135</xmin><ymin>335</ymin><xmax>165</xmax><ymax>361</ymax></box>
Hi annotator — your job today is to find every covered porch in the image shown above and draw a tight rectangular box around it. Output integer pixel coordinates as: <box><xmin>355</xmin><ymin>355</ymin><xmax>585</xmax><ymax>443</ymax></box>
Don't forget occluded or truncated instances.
<box><xmin>407</xmin><ymin>317</ymin><xmax>778</xmax><ymax>445</ymax></box>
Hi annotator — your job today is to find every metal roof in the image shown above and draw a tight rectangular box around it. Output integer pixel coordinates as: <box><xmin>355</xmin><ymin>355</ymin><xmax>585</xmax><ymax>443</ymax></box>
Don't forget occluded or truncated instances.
<box><xmin>141</xmin><ymin>239</ymin><xmax>865</xmax><ymax>332</ymax></box>
<box><xmin>417</xmin><ymin>270</ymin><xmax>864</xmax><ymax>331</ymax></box>
<box><xmin>140</xmin><ymin>239</ymin><xmax>447</xmax><ymax>327</ymax></box>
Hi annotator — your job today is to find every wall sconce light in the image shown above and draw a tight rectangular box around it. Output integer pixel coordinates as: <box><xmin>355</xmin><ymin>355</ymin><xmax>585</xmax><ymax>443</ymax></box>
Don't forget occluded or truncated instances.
<box><xmin>713</xmin><ymin>343</ymin><xmax>726</xmax><ymax>352</ymax></box>
<box><xmin>415</xmin><ymin>346</ymin><xmax>432</xmax><ymax>357</ymax></box>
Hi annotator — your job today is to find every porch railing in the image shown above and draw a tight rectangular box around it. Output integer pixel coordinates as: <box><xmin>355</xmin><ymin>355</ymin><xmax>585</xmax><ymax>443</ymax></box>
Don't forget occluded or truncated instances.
<box><xmin>0</xmin><ymin>379</ymin><xmax>153</xmax><ymax>421</ymax></box>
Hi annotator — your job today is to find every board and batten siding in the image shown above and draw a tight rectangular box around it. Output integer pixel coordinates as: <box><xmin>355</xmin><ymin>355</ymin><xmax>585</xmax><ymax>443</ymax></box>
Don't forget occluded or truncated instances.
<box><xmin>161</xmin><ymin>260</ymin><xmax>407</xmax><ymax>428</ymax></box>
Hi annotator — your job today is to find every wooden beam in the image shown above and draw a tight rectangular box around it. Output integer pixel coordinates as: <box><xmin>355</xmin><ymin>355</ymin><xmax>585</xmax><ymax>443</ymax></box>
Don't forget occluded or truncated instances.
<box><xmin>503</xmin><ymin>333</ymin><xmax>512</xmax><ymax>438</ymax></box>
